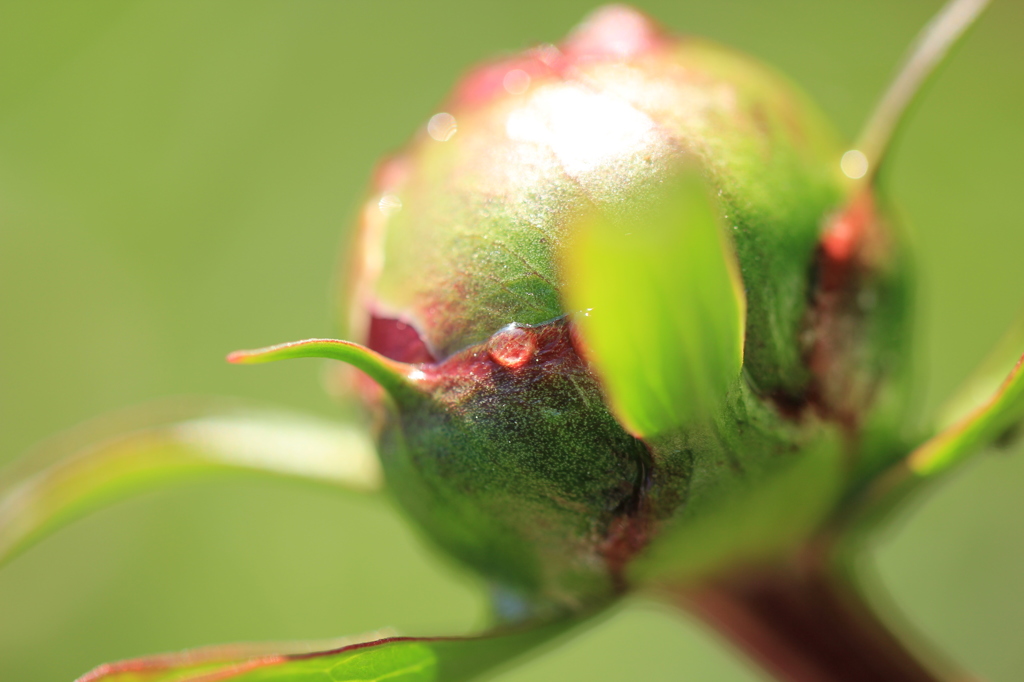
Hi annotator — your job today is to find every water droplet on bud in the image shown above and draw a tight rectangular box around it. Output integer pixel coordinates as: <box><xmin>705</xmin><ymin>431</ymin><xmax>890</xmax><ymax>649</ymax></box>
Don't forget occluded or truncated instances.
<box><xmin>488</xmin><ymin>325</ymin><xmax>536</xmax><ymax>369</ymax></box>
<box><xmin>378</xmin><ymin>194</ymin><xmax>403</xmax><ymax>216</ymax></box>
<box><xmin>427</xmin><ymin>112</ymin><xmax>458</xmax><ymax>141</ymax></box>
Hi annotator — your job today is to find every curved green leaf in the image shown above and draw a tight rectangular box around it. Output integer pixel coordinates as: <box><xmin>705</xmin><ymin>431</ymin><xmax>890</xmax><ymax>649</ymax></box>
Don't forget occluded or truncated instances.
<box><xmin>844</xmin><ymin>346</ymin><xmax>1024</xmax><ymax>537</ymax></box>
<box><xmin>902</xmin><ymin>306</ymin><xmax>1024</xmax><ymax>477</ymax></box>
<box><xmin>840</xmin><ymin>311</ymin><xmax>1024</xmax><ymax>532</ymax></box>
<box><xmin>937</xmin><ymin>306</ymin><xmax>1024</xmax><ymax>429</ymax></box>
<box><xmin>909</xmin><ymin>351</ymin><xmax>1024</xmax><ymax>476</ymax></box>
<box><xmin>76</xmin><ymin>618</ymin><xmax>584</xmax><ymax>682</ymax></box>
<box><xmin>0</xmin><ymin>403</ymin><xmax>381</xmax><ymax>565</ymax></box>
<box><xmin>229</xmin><ymin>339</ymin><xmax>425</xmax><ymax>407</ymax></box>
<box><xmin>560</xmin><ymin>163</ymin><xmax>746</xmax><ymax>437</ymax></box>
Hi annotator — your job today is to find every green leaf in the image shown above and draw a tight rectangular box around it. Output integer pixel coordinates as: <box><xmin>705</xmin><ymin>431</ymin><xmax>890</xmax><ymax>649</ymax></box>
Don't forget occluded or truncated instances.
<box><xmin>909</xmin><ymin>349</ymin><xmax>1024</xmax><ymax>476</ymax></box>
<box><xmin>560</xmin><ymin>163</ymin><xmax>746</xmax><ymax>437</ymax></box>
<box><xmin>0</xmin><ymin>403</ymin><xmax>381</xmax><ymax>565</ymax></box>
<box><xmin>837</xmin><ymin>312</ymin><xmax>1024</xmax><ymax>532</ymax></box>
<box><xmin>847</xmin><ymin>341</ymin><xmax>1024</xmax><ymax>534</ymax></box>
<box><xmin>76</xmin><ymin>618</ymin><xmax>583</xmax><ymax>682</ymax></box>
<box><xmin>936</xmin><ymin>306</ymin><xmax>1024</xmax><ymax>429</ymax></box>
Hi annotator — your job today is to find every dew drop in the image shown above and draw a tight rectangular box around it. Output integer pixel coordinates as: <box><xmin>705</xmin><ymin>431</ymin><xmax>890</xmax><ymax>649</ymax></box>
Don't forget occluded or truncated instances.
<box><xmin>534</xmin><ymin>43</ymin><xmax>562</xmax><ymax>67</ymax></box>
<box><xmin>841</xmin><ymin>149</ymin><xmax>869</xmax><ymax>179</ymax></box>
<box><xmin>487</xmin><ymin>325</ymin><xmax>536</xmax><ymax>369</ymax></box>
<box><xmin>378</xmin><ymin>194</ymin><xmax>402</xmax><ymax>216</ymax></box>
<box><xmin>427</xmin><ymin>112</ymin><xmax>457</xmax><ymax>141</ymax></box>
<box><xmin>503</xmin><ymin>69</ymin><xmax>531</xmax><ymax>95</ymax></box>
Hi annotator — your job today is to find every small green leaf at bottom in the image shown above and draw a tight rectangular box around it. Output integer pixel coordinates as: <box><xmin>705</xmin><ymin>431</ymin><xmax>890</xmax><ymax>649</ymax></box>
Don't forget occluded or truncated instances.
<box><xmin>76</xmin><ymin>617</ymin><xmax>584</xmax><ymax>682</ymax></box>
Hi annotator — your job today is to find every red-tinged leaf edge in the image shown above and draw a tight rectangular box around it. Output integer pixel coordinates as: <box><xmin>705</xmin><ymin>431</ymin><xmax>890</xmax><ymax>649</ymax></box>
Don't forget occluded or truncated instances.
<box><xmin>844</xmin><ymin>350</ymin><xmax>1024</xmax><ymax>536</ymax></box>
<box><xmin>76</xmin><ymin>615</ymin><xmax>589</xmax><ymax>682</ymax></box>
<box><xmin>908</xmin><ymin>351</ymin><xmax>1024</xmax><ymax>476</ymax></box>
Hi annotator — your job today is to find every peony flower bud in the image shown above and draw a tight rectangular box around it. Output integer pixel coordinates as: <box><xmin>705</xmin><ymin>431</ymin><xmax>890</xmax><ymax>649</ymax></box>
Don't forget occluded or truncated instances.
<box><xmin>330</xmin><ymin>5</ymin><xmax>911</xmax><ymax>617</ymax></box>
<box><xmin>3</xmin><ymin>3</ymin><xmax>1010</xmax><ymax>680</ymax></box>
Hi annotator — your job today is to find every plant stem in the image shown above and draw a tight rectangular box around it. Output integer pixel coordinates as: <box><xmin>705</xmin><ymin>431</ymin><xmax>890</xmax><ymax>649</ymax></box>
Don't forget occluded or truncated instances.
<box><xmin>850</xmin><ymin>0</ymin><xmax>990</xmax><ymax>189</ymax></box>
<box><xmin>676</xmin><ymin>553</ymin><xmax>958</xmax><ymax>682</ymax></box>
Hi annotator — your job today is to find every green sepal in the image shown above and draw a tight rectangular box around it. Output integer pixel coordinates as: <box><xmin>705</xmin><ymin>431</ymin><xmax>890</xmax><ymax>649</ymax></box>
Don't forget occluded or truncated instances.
<box><xmin>76</xmin><ymin>616</ymin><xmax>586</xmax><ymax>682</ymax></box>
<box><xmin>909</xmin><ymin>350</ymin><xmax>1024</xmax><ymax>477</ymax></box>
<box><xmin>560</xmin><ymin>163</ymin><xmax>746</xmax><ymax>437</ymax></box>
<box><xmin>936</xmin><ymin>307</ymin><xmax>1024</xmax><ymax>431</ymax></box>
<box><xmin>902</xmin><ymin>306</ymin><xmax>1024</xmax><ymax>477</ymax></box>
<box><xmin>839</xmin><ymin>339</ymin><xmax>1024</xmax><ymax>546</ymax></box>
<box><xmin>0</xmin><ymin>404</ymin><xmax>381</xmax><ymax>565</ymax></box>
<box><xmin>229</xmin><ymin>338</ymin><xmax>425</xmax><ymax>407</ymax></box>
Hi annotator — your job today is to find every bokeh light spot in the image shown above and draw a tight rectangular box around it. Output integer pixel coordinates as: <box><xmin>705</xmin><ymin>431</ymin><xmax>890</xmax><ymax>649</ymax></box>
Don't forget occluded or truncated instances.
<box><xmin>841</xmin><ymin>149</ymin><xmax>869</xmax><ymax>179</ymax></box>
<box><xmin>503</xmin><ymin>69</ymin><xmax>531</xmax><ymax>95</ymax></box>
<box><xmin>427</xmin><ymin>112</ymin><xmax>457</xmax><ymax>141</ymax></box>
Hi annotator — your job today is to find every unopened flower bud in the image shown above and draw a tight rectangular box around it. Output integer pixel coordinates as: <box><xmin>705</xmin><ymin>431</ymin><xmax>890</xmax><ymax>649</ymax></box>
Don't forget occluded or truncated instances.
<box><xmin>339</xmin><ymin>5</ymin><xmax>910</xmax><ymax>615</ymax></box>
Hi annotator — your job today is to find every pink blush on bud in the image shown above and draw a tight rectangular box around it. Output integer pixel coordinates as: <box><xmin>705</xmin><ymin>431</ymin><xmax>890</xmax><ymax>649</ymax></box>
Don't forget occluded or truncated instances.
<box><xmin>562</xmin><ymin>5</ymin><xmax>667</xmax><ymax>60</ymax></box>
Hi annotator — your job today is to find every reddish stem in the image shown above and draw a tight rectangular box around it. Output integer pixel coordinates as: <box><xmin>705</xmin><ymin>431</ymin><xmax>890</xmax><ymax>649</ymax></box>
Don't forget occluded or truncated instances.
<box><xmin>678</xmin><ymin>558</ymin><xmax>961</xmax><ymax>682</ymax></box>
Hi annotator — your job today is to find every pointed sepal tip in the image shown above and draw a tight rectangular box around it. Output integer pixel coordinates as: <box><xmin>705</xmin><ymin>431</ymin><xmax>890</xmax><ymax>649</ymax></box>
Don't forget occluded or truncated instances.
<box><xmin>228</xmin><ymin>338</ymin><xmax>425</xmax><ymax>406</ymax></box>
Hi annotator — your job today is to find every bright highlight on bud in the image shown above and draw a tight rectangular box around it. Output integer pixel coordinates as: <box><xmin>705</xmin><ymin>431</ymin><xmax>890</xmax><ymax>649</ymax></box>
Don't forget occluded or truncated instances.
<box><xmin>841</xmin><ymin>149</ymin><xmax>869</xmax><ymax>179</ymax></box>
<box><xmin>504</xmin><ymin>85</ymin><xmax>656</xmax><ymax>176</ymax></box>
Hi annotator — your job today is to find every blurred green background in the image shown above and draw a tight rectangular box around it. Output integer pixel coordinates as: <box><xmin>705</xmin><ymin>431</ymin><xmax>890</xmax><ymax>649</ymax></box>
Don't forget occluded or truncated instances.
<box><xmin>1</xmin><ymin>1</ymin><xmax>1022</xmax><ymax>680</ymax></box>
